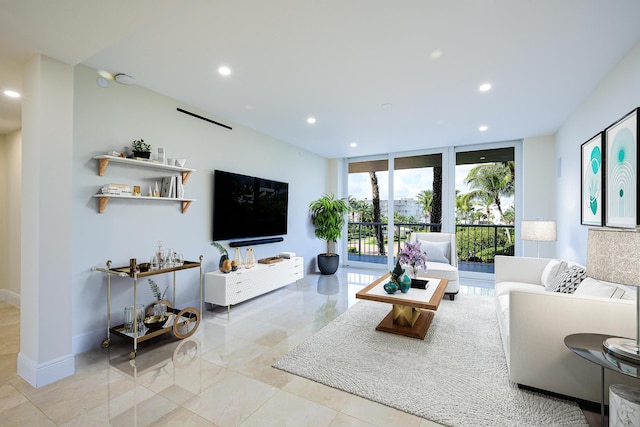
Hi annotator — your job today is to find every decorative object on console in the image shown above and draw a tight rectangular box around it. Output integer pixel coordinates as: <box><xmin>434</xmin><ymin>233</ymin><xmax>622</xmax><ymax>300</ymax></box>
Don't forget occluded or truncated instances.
<box><xmin>210</xmin><ymin>241</ymin><xmax>230</xmax><ymax>272</ymax></box>
<box><xmin>309</xmin><ymin>193</ymin><xmax>348</xmax><ymax>275</ymax></box>
<box><xmin>244</xmin><ymin>248</ymin><xmax>256</xmax><ymax>268</ymax></box>
<box><xmin>398</xmin><ymin>240</ymin><xmax>427</xmax><ymax>279</ymax></box>
<box><xmin>581</xmin><ymin>132</ymin><xmax>604</xmax><ymax>226</ymax></box>
<box><xmin>132</xmin><ymin>139</ymin><xmax>151</xmax><ymax>159</ymax></box>
<box><xmin>587</xmin><ymin>227</ymin><xmax>640</xmax><ymax>362</ymax></box>
<box><xmin>232</xmin><ymin>248</ymin><xmax>242</xmax><ymax>271</ymax></box>
<box><xmin>605</xmin><ymin>107</ymin><xmax>639</xmax><ymax>228</ymax></box>
<box><xmin>521</xmin><ymin>220</ymin><xmax>556</xmax><ymax>258</ymax></box>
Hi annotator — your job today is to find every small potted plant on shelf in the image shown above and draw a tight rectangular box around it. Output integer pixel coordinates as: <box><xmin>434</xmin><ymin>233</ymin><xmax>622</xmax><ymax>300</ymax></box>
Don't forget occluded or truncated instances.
<box><xmin>132</xmin><ymin>139</ymin><xmax>151</xmax><ymax>159</ymax></box>
<box><xmin>309</xmin><ymin>193</ymin><xmax>348</xmax><ymax>275</ymax></box>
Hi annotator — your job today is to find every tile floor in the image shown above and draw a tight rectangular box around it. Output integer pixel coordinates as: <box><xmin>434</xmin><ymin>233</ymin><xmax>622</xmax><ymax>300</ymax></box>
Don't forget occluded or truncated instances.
<box><xmin>0</xmin><ymin>268</ymin><xmax>598</xmax><ymax>426</ymax></box>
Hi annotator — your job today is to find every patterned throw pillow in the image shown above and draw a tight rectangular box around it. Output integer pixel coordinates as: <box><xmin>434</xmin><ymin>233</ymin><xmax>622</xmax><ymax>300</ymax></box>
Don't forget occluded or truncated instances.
<box><xmin>552</xmin><ymin>265</ymin><xmax>587</xmax><ymax>294</ymax></box>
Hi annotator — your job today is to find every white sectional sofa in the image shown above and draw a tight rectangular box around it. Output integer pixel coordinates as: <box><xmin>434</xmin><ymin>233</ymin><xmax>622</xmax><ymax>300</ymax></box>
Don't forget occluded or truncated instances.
<box><xmin>494</xmin><ymin>255</ymin><xmax>640</xmax><ymax>404</ymax></box>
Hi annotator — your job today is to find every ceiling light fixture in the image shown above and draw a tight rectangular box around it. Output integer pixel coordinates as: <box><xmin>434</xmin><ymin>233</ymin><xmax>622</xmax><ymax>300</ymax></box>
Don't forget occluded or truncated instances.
<box><xmin>479</xmin><ymin>83</ymin><xmax>492</xmax><ymax>92</ymax></box>
<box><xmin>3</xmin><ymin>90</ymin><xmax>21</xmax><ymax>98</ymax></box>
<box><xmin>307</xmin><ymin>117</ymin><xmax>316</xmax><ymax>124</ymax></box>
<box><xmin>114</xmin><ymin>73</ymin><xmax>137</xmax><ymax>85</ymax></box>
<box><xmin>350</xmin><ymin>142</ymin><xmax>357</xmax><ymax>148</ymax></box>
<box><xmin>381</xmin><ymin>103</ymin><xmax>393</xmax><ymax>109</ymax></box>
<box><xmin>218</xmin><ymin>66</ymin><xmax>231</xmax><ymax>76</ymax></box>
<box><xmin>430</xmin><ymin>49</ymin><xmax>443</xmax><ymax>59</ymax></box>
<box><xmin>479</xmin><ymin>125</ymin><xmax>488</xmax><ymax>132</ymax></box>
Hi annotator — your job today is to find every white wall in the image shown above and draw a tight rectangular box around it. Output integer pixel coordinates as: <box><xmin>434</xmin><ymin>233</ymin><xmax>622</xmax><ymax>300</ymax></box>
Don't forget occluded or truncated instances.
<box><xmin>0</xmin><ymin>129</ymin><xmax>21</xmax><ymax>304</ymax></box>
<box><xmin>521</xmin><ymin>135</ymin><xmax>557</xmax><ymax>258</ymax></box>
<box><xmin>0</xmin><ymin>133</ymin><xmax>5</xmax><ymax>295</ymax></box>
<box><xmin>72</xmin><ymin>65</ymin><xmax>328</xmax><ymax>353</ymax></box>
<box><xmin>556</xmin><ymin>40</ymin><xmax>640</xmax><ymax>264</ymax></box>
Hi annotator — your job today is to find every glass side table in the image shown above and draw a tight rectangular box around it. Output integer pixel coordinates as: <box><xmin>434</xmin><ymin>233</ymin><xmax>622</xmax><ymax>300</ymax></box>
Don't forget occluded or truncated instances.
<box><xmin>565</xmin><ymin>333</ymin><xmax>640</xmax><ymax>427</ymax></box>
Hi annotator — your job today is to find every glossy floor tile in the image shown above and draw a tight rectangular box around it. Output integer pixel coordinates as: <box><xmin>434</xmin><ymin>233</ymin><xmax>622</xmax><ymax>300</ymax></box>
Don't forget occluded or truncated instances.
<box><xmin>0</xmin><ymin>268</ymin><xmax>546</xmax><ymax>426</ymax></box>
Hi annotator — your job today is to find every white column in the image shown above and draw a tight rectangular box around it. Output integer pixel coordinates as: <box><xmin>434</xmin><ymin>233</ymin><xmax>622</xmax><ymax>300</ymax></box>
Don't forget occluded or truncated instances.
<box><xmin>18</xmin><ymin>55</ymin><xmax>74</xmax><ymax>387</ymax></box>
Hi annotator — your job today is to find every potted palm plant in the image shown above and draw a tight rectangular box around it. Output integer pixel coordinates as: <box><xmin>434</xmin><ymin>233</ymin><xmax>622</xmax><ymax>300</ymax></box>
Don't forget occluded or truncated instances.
<box><xmin>309</xmin><ymin>193</ymin><xmax>348</xmax><ymax>275</ymax></box>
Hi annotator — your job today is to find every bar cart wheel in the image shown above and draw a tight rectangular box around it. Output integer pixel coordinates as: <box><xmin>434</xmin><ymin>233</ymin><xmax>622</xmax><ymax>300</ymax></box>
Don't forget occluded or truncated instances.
<box><xmin>101</xmin><ymin>339</ymin><xmax>110</xmax><ymax>348</ymax></box>
<box><xmin>129</xmin><ymin>351</ymin><xmax>136</xmax><ymax>360</ymax></box>
<box><xmin>173</xmin><ymin>307</ymin><xmax>201</xmax><ymax>339</ymax></box>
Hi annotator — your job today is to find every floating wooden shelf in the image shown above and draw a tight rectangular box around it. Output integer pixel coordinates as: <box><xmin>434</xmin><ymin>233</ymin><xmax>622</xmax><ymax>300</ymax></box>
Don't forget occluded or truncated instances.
<box><xmin>94</xmin><ymin>194</ymin><xmax>196</xmax><ymax>214</ymax></box>
<box><xmin>93</xmin><ymin>155</ymin><xmax>196</xmax><ymax>184</ymax></box>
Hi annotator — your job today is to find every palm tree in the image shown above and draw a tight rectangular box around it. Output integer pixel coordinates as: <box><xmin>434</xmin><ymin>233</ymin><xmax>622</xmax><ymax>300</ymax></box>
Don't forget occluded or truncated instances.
<box><xmin>455</xmin><ymin>190</ymin><xmax>474</xmax><ymax>224</ymax></box>
<box><xmin>464</xmin><ymin>162</ymin><xmax>514</xmax><ymax>224</ymax></box>
<box><xmin>417</xmin><ymin>190</ymin><xmax>433</xmax><ymax>221</ymax></box>
<box><xmin>431</xmin><ymin>166</ymin><xmax>442</xmax><ymax>231</ymax></box>
<box><xmin>369</xmin><ymin>171</ymin><xmax>385</xmax><ymax>256</ymax></box>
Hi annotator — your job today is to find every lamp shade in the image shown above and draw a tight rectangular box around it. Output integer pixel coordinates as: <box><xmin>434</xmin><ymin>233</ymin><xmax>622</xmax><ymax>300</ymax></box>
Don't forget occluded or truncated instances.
<box><xmin>586</xmin><ymin>228</ymin><xmax>640</xmax><ymax>287</ymax></box>
<box><xmin>521</xmin><ymin>220</ymin><xmax>557</xmax><ymax>242</ymax></box>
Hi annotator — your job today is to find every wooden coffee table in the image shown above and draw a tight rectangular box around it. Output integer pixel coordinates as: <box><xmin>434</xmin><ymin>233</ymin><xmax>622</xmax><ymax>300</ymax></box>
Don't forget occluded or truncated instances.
<box><xmin>355</xmin><ymin>273</ymin><xmax>448</xmax><ymax>340</ymax></box>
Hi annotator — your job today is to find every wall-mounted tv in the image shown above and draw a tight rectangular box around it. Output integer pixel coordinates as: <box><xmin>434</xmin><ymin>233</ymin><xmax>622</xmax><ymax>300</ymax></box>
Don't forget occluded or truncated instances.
<box><xmin>212</xmin><ymin>169</ymin><xmax>289</xmax><ymax>241</ymax></box>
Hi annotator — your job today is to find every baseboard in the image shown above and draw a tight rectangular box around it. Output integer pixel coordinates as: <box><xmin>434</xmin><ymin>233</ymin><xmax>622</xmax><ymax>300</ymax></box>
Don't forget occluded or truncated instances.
<box><xmin>0</xmin><ymin>289</ymin><xmax>20</xmax><ymax>307</ymax></box>
<box><xmin>17</xmin><ymin>352</ymin><xmax>75</xmax><ymax>388</ymax></box>
<box><xmin>73</xmin><ymin>328</ymin><xmax>107</xmax><ymax>355</ymax></box>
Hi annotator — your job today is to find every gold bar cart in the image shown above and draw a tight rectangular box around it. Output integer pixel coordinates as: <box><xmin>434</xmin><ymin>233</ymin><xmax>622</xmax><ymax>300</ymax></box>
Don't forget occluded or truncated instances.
<box><xmin>92</xmin><ymin>255</ymin><xmax>203</xmax><ymax>359</ymax></box>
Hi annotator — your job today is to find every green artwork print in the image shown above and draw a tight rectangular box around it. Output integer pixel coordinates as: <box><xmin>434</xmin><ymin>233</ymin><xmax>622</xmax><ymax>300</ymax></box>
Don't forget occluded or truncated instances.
<box><xmin>581</xmin><ymin>133</ymin><xmax>602</xmax><ymax>225</ymax></box>
<box><xmin>606</xmin><ymin>109</ymin><xmax>637</xmax><ymax>228</ymax></box>
<box><xmin>588</xmin><ymin>145</ymin><xmax>601</xmax><ymax>215</ymax></box>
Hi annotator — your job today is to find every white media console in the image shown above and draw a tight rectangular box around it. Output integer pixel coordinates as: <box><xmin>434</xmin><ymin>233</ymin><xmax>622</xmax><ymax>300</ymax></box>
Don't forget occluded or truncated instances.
<box><xmin>204</xmin><ymin>257</ymin><xmax>304</xmax><ymax>314</ymax></box>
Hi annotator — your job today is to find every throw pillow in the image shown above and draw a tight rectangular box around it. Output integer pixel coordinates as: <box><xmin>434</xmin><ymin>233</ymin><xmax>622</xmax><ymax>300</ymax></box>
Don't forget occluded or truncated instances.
<box><xmin>418</xmin><ymin>239</ymin><xmax>450</xmax><ymax>264</ymax></box>
<box><xmin>541</xmin><ymin>259</ymin><xmax>568</xmax><ymax>290</ymax></box>
<box><xmin>575</xmin><ymin>277</ymin><xmax>627</xmax><ymax>299</ymax></box>
<box><xmin>552</xmin><ymin>265</ymin><xmax>587</xmax><ymax>294</ymax></box>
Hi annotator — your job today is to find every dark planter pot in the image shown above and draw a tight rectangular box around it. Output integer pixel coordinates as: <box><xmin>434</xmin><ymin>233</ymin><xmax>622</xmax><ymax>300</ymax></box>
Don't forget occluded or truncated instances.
<box><xmin>317</xmin><ymin>253</ymin><xmax>340</xmax><ymax>275</ymax></box>
<box><xmin>133</xmin><ymin>150</ymin><xmax>151</xmax><ymax>159</ymax></box>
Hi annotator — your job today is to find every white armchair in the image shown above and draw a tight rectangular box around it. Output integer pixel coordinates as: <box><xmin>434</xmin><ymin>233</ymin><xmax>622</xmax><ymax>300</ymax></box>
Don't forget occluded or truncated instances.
<box><xmin>408</xmin><ymin>232</ymin><xmax>460</xmax><ymax>300</ymax></box>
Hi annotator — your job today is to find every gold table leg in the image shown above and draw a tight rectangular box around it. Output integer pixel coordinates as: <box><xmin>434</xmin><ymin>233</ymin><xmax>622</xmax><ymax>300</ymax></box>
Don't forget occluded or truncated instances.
<box><xmin>392</xmin><ymin>304</ymin><xmax>421</xmax><ymax>327</ymax></box>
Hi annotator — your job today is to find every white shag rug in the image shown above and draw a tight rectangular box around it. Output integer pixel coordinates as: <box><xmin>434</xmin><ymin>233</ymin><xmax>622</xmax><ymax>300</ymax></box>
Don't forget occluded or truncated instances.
<box><xmin>273</xmin><ymin>295</ymin><xmax>588</xmax><ymax>427</ymax></box>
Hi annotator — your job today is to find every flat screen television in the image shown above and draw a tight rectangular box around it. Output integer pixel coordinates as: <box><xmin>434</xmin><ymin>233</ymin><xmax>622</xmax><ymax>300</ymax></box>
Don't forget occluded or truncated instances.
<box><xmin>212</xmin><ymin>169</ymin><xmax>289</xmax><ymax>241</ymax></box>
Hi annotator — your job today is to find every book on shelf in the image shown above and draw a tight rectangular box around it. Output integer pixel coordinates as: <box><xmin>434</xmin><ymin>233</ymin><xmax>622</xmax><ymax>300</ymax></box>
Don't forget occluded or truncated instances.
<box><xmin>160</xmin><ymin>176</ymin><xmax>174</xmax><ymax>197</ymax></box>
<box><xmin>175</xmin><ymin>175</ymin><xmax>184</xmax><ymax>198</ymax></box>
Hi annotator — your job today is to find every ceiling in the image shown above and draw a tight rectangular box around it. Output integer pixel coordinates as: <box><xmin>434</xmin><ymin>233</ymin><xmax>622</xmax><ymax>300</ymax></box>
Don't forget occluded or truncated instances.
<box><xmin>2</xmin><ymin>0</ymin><xmax>640</xmax><ymax>159</ymax></box>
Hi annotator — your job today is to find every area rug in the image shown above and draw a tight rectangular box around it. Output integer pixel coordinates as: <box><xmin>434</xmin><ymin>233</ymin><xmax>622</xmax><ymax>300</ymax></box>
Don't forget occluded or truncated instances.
<box><xmin>273</xmin><ymin>295</ymin><xmax>588</xmax><ymax>427</ymax></box>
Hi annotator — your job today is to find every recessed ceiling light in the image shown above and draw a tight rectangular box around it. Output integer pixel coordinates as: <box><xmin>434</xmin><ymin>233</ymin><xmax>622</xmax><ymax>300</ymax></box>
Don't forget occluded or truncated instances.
<box><xmin>350</xmin><ymin>142</ymin><xmax>357</xmax><ymax>148</ymax></box>
<box><xmin>218</xmin><ymin>66</ymin><xmax>231</xmax><ymax>76</ymax></box>
<box><xmin>430</xmin><ymin>49</ymin><xmax>443</xmax><ymax>60</ymax></box>
<box><xmin>479</xmin><ymin>83</ymin><xmax>492</xmax><ymax>92</ymax></box>
<box><xmin>307</xmin><ymin>117</ymin><xmax>316</xmax><ymax>124</ymax></box>
<box><xmin>381</xmin><ymin>103</ymin><xmax>393</xmax><ymax>109</ymax></box>
<box><xmin>3</xmin><ymin>90</ymin><xmax>21</xmax><ymax>98</ymax></box>
<box><xmin>479</xmin><ymin>125</ymin><xmax>488</xmax><ymax>132</ymax></box>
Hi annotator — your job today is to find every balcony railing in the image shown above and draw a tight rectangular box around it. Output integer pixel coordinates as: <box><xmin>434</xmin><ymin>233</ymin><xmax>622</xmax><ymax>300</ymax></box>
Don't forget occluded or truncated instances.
<box><xmin>347</xmin><ymin>222</ymin><xmax>515</xmax><ymax>274</ymax></box>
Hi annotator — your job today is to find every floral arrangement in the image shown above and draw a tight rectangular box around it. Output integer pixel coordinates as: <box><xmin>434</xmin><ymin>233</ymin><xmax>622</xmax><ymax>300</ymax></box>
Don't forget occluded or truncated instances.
<box><xmin>398</xmin><ymin>240</ymin><xmax>427</xmax><ymax>276</ymax></box>
<box><xmin>148</xmin><ymin>279</ymin><xmax>168</xmax><ymax>301</ymax></box>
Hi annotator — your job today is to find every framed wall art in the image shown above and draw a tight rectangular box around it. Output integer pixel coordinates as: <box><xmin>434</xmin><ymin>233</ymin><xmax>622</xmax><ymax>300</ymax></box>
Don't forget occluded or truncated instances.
<box><xmin>605</xmin><ymin>107</ymin><xmax>639</xmax><ymax>228</ymax></box>
<box><xmin>581</xmin><ymin>132</ymin><xmax>604</xmax><ymax>226</ymax></box>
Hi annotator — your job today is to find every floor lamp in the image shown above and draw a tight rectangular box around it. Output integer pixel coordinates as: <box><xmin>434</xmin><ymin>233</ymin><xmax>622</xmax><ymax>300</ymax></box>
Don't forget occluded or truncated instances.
<box><xmin>587</xmin><ymin>228</ymin><xmax>640</xmax><ymax>362</ymax></box>
<box><xmin>521</xmin><ymin>220</ymin><xmax>557</xmax><ymax>258</ymax></box>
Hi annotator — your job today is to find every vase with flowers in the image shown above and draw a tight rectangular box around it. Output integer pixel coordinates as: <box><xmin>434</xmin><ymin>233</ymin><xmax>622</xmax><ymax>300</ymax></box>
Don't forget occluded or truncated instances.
<box><xmin>398</xmin><ymin>240</ymin><xmax>427</xmax><ymax>279</ymax></box>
